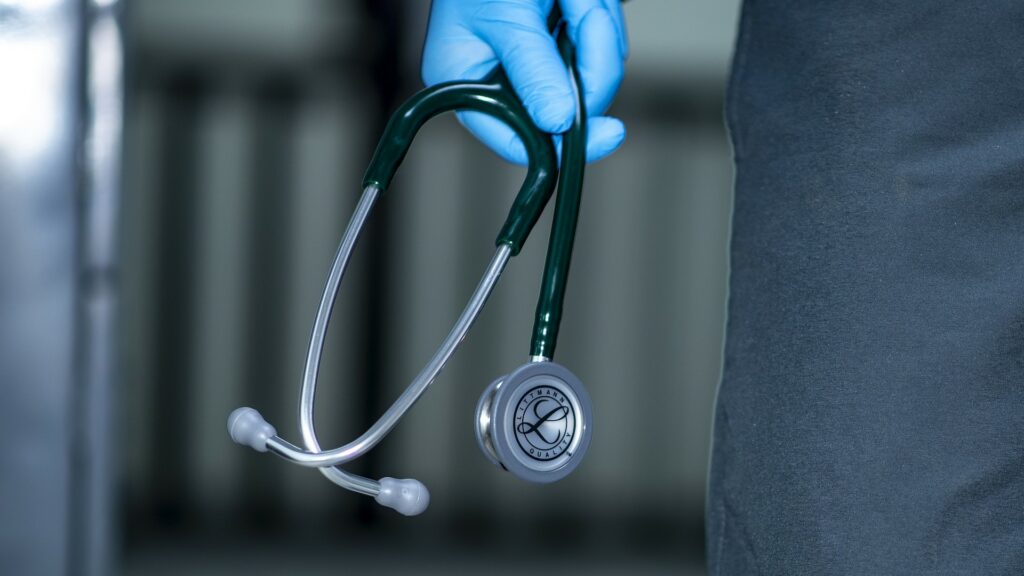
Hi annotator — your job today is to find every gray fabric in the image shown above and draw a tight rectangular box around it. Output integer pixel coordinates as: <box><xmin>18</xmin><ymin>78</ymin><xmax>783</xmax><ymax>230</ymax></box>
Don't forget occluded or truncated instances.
<box><xmin>708</xmin><ymin>1</ymin><xmax>1024</xmax><ymax>574</ymax></box>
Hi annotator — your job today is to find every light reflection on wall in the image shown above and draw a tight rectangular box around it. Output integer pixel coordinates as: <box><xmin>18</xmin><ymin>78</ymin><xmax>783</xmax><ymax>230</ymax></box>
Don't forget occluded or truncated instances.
<box><xmin>0</xmin><ymin>5</ymin><xmax>63</xmax><ymax>167</ymax></box>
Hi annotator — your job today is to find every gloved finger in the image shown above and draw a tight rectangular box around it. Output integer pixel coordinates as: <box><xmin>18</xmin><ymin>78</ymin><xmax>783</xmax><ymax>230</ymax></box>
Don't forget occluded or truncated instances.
<box><xmin>474</xmin><ymin>1</ymin><xmax>576</xmax><ymax>134</ymax></box>
<box><xmin>557</xmin><ymin>0</ymin><xmax>603</xmax><ymax>42</ymax></box>
<box><xmin>458</xmin><ymin>111</ymin><xmax>530</xmax><ymax>165</ymax></box>
<box><xmin>559</xmin><ymin>0</ymin><xmax>627</xmax><ymax>57</ymax></box>
<box><xmin>579</xmin><ymin>115</ymin><xmax>626</xmax><ymax>163</ymax></box>
<box><xmin>559</xmin><ymin>0</ymin><xmax>625</xmax><ymax>118</ymax></box>
<box><xmin>421</xmin><ymin>0</ymin><xmax>502</xmax><ymax>86</ymax></box>
<box><xmin>600</xmin><ymin>0</ymin><xmax>628</xmax><ymax>58</ymax></box>
<box><xmin>457</xmin><ymin>111</ymin><xmax>625</xmax><ymax>165</ymax></box>
<box><xmin>421</xmin><ymin>36</ymin><xmax>500</xmax><ymax>88</ymax></box>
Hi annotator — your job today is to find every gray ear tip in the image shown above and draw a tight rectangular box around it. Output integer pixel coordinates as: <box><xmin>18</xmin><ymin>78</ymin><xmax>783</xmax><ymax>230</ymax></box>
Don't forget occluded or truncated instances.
<box><xmin>375</xmin><ymin>477</ymin><xmax>430</xmax><ymax>516</ymax></box>
<box><xmin>228</xmin><ymin>407</ymin><xmax>276</xmax><ymax>452</ymax></box>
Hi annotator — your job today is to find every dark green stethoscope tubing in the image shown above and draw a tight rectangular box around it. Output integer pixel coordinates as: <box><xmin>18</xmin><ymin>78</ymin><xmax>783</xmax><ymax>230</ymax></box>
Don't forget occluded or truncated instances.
<box><xmin>360</xmin><ymin>22</ymin><xmax>586</xmax><ymax>361</ymax></box>
<box><xmin>530</xmin><ymin>28</ymin><xmax>586</xmax><ymax>359</ymax></box>
<box><xmin>362</xmin><ymin>74</ymin><xmax>558</xmax><ymax>256</ymax></box>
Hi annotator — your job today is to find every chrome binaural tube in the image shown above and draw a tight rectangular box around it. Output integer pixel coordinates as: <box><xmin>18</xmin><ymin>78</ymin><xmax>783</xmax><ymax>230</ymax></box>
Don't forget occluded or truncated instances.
<box><xmin>266</xmin><ymin>242</ymin><xmax>512</xmax><ymax>468</ymax></box>
<box><xmin>229</xmin><ymin>183</ymin><xmax>511</xmax><ymax>499</ymax></box>
<box><xmin>298</xmin><ymin>184</ymin><xmax>382</xmax><ymax>495</ymax></box>
<box><xmin>229</xmin><ymin>183</ymin><xmax>511</xmax><ymax>504</ymax></box>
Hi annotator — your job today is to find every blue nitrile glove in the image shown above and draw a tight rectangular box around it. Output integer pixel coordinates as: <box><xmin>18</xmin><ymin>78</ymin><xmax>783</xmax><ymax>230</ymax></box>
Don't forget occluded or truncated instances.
<box><xmin>422</xmin><ymin>0</ymin><xmax>628</xmax><ymax>165</ymax></box>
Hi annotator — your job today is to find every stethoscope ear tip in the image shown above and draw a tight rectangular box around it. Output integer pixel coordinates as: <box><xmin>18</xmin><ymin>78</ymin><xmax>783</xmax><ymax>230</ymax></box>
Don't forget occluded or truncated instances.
<box><xmin>227</xmin><ymin>407</ymin><xmax>276</xmax><ymax>453</ymax></box>
<box><xmin>375</xmin><ymin>477</ymin><xmax>430</xmax><ymax>516</ymax></box>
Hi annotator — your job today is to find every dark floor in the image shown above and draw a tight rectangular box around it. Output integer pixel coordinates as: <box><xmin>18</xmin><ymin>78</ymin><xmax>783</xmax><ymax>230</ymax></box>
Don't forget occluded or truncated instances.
<box><xmin>123</xmin><ymin>534</ymin><xmax>704</xmax><ymax>575</ymax></box>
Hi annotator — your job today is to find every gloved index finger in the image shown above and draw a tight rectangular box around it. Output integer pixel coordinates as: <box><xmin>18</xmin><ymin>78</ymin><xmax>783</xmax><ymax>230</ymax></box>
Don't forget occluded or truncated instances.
<box><xmin>601</xmin><ymin>0</ymin><xmax>628</xmax><ymax>58</ymax></box>
<box><xmin>576</xmin><ymin>2</ymin><xmax>625</xmax><ymax>116</ymax></box>
<box><xmin>559</xmin><ymin>0</ymin><xmax>627</xmax><ymax>59</ymax></box>
<box><xmin>474</xmin><ymin>1</ymin><xmax>576</xmax><ymax>134</ymax></box>
<box><xmin>555</xmin><ymin>0</ymin><xmax>625</xmax><ymax>117</ymax></box>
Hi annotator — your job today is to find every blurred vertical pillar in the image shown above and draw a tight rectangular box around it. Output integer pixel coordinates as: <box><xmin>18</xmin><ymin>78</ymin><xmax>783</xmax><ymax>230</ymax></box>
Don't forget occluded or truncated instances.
<box><xmin>239</xmin><ymin>81</ymin><xmax>298</xmax><ymax>526</ymax></box>
<box><xmin>149</xmin><ymin>74</ymin><xmax>201</xmax><ymax>526</ymax></box>
<box><xmin>74</xmin><ymin>0</ymin><xmax>124</xmax><ymax>574</ymax></box>
<box><xmin>0</xmin><ymin>0</ymin><xmax>121</xmax><ymax>574</ymax></box>
<box><xmin>355</xmin><ymin>0</ymin><xmax>404</xmax><ymax>522</ymax></box>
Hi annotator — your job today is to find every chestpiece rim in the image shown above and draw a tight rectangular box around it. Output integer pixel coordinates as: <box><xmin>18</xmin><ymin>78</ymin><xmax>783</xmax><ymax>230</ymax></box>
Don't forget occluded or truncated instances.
<box><xmin>481</xmin><ymin>361</ymin><xmax>591</xmax><ymax>484</ymax></box>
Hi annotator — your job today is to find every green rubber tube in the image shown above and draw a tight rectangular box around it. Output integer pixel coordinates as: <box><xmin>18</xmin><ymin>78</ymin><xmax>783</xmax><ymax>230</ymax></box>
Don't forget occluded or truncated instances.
<box><xmin>362</xmin><ymin>75</ymin><xmax>558</xmax><ymax>256</ymax></box>
<box><xmin>530</xmin><ymin>27</ymin><xmax>587</xmax><ymax>359</ymax></box>
<box><xmin>360</xmin><ymin>10</ymin><xmax>585</xmax><ymax>360</ymax></box>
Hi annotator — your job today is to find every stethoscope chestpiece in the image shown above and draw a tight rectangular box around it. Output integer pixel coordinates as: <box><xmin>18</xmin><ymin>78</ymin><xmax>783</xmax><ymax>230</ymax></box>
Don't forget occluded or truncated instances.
<box><xmin>475</xmin><ymin>361</ymin><xmax>592</xmax><ymax>484</ymax></box>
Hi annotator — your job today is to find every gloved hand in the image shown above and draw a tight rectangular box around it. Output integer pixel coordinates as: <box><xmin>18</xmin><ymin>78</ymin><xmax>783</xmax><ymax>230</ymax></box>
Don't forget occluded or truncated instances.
<box><xmin>422</xmin><ymin>0</ymin><xmax>628</xmax><ymax>165</ymax></box>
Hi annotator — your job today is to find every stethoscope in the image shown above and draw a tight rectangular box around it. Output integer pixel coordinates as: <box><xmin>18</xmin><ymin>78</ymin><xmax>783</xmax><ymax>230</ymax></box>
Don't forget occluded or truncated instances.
<box><xmin>228</xmin><ymin>19</ymin><xmax>592</xmax><ymax>516</ymax></box>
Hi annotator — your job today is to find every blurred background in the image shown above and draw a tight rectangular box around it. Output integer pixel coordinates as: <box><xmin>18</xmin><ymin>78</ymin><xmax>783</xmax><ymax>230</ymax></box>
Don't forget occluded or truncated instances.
<box><xmin>1</xmin><ymin>0</ymin><xmax>740</xmax><ymax>574</ymax></box>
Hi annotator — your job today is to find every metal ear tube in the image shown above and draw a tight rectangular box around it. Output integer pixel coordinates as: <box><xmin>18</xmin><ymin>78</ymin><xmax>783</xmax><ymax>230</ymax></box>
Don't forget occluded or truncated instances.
<box><xmin>228</xmin><ymin>22</ymin><xmax>591</xmax><ymax>516</ymax></box>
